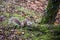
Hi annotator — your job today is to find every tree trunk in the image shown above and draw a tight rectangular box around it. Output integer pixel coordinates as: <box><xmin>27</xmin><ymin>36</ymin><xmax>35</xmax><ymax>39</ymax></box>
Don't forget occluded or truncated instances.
<box><xmin>41</xmin><ymin>0</ymin><xmax>60</xmax><ymax>24</ymax></box>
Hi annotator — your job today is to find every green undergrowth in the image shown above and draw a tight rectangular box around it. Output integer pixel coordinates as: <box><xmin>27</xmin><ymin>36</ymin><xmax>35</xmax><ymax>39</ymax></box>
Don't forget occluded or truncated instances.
<box><xmin>8</xmin><ymin>24</ymin><xmax>60</xmax><ymax>40</ymax></box>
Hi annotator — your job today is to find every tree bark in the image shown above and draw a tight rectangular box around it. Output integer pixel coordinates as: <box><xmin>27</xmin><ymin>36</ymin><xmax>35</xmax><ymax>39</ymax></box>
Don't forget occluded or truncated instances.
<box><xmin>42</xmin><ymin>0</ymin><xmax>60</xmax><ymax>24</ymax></box>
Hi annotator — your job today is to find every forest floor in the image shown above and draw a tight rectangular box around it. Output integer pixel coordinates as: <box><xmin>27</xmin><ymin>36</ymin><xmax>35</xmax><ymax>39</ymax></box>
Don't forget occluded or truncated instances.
<box><xmin>0</xmin><ymin>0</ymin><xmax>60</xmax><ymax>40</ymax></box>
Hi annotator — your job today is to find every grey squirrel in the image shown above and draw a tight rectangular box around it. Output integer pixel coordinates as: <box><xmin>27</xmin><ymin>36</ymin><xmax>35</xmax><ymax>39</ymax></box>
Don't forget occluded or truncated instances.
<box><xmin>8</xmin><ymin>17</ymin><xmax>33</xmax><ymax>27</ymax></box>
